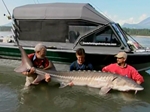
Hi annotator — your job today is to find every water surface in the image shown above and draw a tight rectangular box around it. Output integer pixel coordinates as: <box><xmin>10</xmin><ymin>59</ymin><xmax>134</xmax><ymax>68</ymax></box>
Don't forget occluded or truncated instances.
<box><xmin>0</xmin><ymin>59</ymin><xmax>150</xmax><ymax>112</ymax></box>
<box><xmin>1</xmin><ymin>32</ymin><xmax>150</xmax><ymax>111</ymax></box>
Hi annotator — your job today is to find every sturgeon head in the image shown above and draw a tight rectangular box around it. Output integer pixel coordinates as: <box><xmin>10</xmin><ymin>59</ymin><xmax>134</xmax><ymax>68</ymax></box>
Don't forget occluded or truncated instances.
<box><xmin>111</xmin><ymin>74</ymin><xmax>144</xmax><ymax>93</ymax></box>
<box><xmin>14</xmin><ymin>45</ymin><xmax>33</xmax><ymax>73</ymax></box>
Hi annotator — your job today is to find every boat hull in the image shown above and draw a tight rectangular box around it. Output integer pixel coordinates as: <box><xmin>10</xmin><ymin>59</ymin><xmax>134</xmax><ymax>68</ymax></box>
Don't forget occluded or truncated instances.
<box><xmin>0</xmin><ymin>45</ymin><xmax>150</xmax><ymax>71</ymax></box>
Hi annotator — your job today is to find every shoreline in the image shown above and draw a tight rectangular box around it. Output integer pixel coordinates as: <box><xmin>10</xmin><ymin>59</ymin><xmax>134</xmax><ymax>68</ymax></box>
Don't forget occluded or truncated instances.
<box><xmin>131</xmin><ymin>35</ymin><xmax>150</xmax><ymax>38</ymax></box>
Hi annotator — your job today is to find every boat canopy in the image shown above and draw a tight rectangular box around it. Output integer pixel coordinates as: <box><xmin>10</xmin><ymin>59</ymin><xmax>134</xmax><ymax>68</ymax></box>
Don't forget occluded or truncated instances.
<box><xmin>13</xmin><ymin>3</ymin><xmax>112</xmax><ymax>25</ymax></box>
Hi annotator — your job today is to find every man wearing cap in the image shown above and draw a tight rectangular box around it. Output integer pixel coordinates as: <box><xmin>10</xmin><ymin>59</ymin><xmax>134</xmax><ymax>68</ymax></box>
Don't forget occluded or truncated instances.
<box><xmin>102</xmin><ymin>51</ymin><xmax>144</xmax><ymax>84</ymax></box>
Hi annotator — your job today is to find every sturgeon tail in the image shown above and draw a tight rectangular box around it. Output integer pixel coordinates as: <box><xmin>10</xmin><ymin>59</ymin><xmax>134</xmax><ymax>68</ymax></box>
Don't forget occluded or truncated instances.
<box><xmin>14</xmin><ymin>45</ymin><xmax>33</xmax><ymax>73</ymax></box>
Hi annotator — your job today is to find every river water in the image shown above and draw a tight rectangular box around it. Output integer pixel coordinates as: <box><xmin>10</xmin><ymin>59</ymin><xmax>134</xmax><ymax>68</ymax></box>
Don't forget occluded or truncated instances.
<box><xmin>0</xmin><ymin>59</ymin><xmax>150</xmax><ymax>112</ymax></box>
<box><xmin>0</xmin><ymin>32</ymin><xmax>150</xmax><ymax>112</ymax></box>
<box><xmin>0</xmin><ymin>31</ymin><xmax>12</xmax><ymax>37</ymax></box>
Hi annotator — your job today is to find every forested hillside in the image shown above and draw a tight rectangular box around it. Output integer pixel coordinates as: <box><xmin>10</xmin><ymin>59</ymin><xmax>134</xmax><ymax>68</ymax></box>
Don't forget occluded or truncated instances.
<box><xmin>0</xmin><ymin>26</ymin><xmax>11</xmax><ymax>31</ymax></box>
<box><xmin>123</xmin><ymin>28</ymin><xmax>150</xmax><ymax>36</ymax></box>
<box><xmin>122</xmin><ymin>17</ymin><xmax>150</xmax><ymax>29</ymax></box>
<box><xmin>0</xmin><ymin>26</ymin><xmax>150</xmax><ymax>36</ymax></box>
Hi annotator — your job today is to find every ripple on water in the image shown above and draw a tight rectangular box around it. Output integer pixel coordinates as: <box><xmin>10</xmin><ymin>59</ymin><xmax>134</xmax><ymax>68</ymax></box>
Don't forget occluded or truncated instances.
<box><xmin>51</xmin><ymin>86</ymin><xmax>136</xmax><ymax>112</ymax></box>
<box><xmin>0</xmin><ymin>59</ymin><xmax>20</xmax><ymax>68</ymax></box>
<box><xmin>0</xmin><ymin>84</ymin><xmax>19</xmax><ymax>112</ymax></box>
<box><xmin>0</xmin><ymin>59</ymin><xmax>150</xmax><ymax>112</ymax></box>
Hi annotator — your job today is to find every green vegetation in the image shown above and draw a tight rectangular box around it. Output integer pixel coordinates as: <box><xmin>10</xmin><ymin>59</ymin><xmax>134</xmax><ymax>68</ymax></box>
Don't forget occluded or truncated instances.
<box><xmin>0</xmin><ymin>26</ymin><xmax>150</xmax><ymax>36</ymax></box>
<box><xmin>0</xmin><ymin>26</ymin><xmax>11</xmax><ymax>31</ymax></box>
<box><xmin>123</xmin><ymin>28</ymin><xmax>150</xmax><ymax>36</ymax></box>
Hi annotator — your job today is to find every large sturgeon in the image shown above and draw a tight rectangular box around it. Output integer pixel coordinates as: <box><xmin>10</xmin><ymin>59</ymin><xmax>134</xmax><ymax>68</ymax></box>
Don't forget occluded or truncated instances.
<box><xmin>14</xmin><ymin>45</ymin><xmax>144</xmax><ymax>94</ymax></box>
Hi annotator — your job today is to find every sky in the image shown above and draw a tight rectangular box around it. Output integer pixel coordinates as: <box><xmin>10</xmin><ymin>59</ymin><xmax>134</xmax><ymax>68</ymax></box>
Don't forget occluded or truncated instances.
<box><xmin>0</xmin><ymin>0</ymin><xmax>150</xmax><ymax>26</ymax></box>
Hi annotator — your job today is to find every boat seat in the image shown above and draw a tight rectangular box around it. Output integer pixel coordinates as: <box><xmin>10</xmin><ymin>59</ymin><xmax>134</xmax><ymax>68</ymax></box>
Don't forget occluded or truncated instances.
<box><xmin>68</xmin><ymin>31</ymin><xmax>80</xmax><ymax>43</ymax></box>
<box><xmin>2</xmin><ymin>36</ymin><xmax>14</xmax><ymax>43</ymax></box>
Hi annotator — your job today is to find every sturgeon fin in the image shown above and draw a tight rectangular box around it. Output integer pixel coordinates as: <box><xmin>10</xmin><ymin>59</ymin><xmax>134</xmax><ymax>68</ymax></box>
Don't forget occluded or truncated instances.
<box><xmin>14</xmin><ymin>45</ymin><xmax>33</xmax><ymax>73</ymax></box>
<box><xmin>14</xmin><ymin>64</ymin><xmax>29</xmax><ymax>73</ymax></box>
<box><xmin>135</xmin><ymin>90</ymin><xmax>137</xmax><ymax>94</ymax></box>
<box><xmin>32</xmin><ymin>74</ymin><xmax>45</xmax><ymax>84</ymax></box>
<box><xmin>59</xmin><ymin>81</ymin><xmax>74</xmax><ymax>88</ymax></box>
<box><xmin>100</xmin><ymin>86</ymin><xmax>111</xmax><ymax>94</ymax></box>
<box><xmin>59</xmin><ymin>82</ymin><xmax>69</xmax><ymax>88</ymax></box>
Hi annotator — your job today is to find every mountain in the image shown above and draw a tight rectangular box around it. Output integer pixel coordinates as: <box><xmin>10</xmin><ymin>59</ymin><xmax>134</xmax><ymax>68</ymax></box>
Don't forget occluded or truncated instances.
<box><xmin>122</xmin><ymin>17</ymin><xmax>150</xmax><ymax>29</ymax></box>
<box><xmin>0</xmin><ymin>22</ymin><xmax>11</xmax><ymax>31</ymax></box>
<box><xmin>0</xmin><ymin>22</ymin><xmax>12</xmax><ymax>26</ymax></box>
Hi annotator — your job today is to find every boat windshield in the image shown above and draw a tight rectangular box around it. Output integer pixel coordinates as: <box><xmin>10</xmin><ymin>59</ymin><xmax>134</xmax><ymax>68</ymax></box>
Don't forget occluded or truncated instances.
<box><xmin>112</xmin><ymin>23</ymin><xmax>144</xmax><ymax>50</ymax></box>
<box><xmin>112</xmin><ymin>23</ymin><xmax>128</xmax><ymax>47</ymax></box>
<box><xmin>124</xmin><ymin>33</ymin><xmax>144</xmax><ymax>49</ymax></box>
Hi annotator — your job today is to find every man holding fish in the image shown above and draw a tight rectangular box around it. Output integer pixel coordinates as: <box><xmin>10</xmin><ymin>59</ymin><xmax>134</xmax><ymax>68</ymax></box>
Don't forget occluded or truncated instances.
<box><xmin>14</xmin><ymin>44</ymin><xmax>144</xmax><ymax>93</ymax></box>
<box><xmin>102</xmin><ymin>51</ymin><xmax>144</xmax><ymax>85</ymax></box>
<box><xmin>22</xmin><ymin>43</ymin><xmax>55</xmax><ymax>86</ymax></box>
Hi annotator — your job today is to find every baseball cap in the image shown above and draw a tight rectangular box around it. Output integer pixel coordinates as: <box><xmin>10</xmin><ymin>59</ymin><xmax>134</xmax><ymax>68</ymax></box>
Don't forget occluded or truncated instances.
<box><xmin>115</xmin><ymin>52</ymin><xmax>127</xmax><ymax>59</ymax></box>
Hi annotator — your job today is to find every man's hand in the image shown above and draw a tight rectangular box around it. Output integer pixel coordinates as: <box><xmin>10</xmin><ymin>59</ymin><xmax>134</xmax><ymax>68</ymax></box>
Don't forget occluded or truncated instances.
<box><xmin>136</xmin><ymin>81</ymin><xmax>142</xmax><ymax>85</ymax></box>
<box><xmin>22</xmin><ymin>67</ymin><xmax>35</xmax><ymax>76</ymax></box>
<box><xmin>45</xmin><ymin>73</ymin><xmax>51</xmax><ymax>82</ymax></box>
<box><xmin>29</xmin><ymin>67</ymin><xmax>35</xmax><ymax>74</ymax></box>
<box><xmin>68</xmin><ymin>82</ymin><xmax>74</xmax><ymax>86</ymax></box>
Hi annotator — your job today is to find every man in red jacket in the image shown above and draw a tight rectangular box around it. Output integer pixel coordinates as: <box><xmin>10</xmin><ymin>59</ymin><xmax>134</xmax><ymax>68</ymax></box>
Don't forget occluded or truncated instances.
<box><xmin>22</xmin><ymin>43</ymin><xmax>56</xmax><ymax>86</ymax></box>
<box><xmin>102</xmin><ymin>52</ymin><xmax>144</xmax><ymax>84</ymax></box>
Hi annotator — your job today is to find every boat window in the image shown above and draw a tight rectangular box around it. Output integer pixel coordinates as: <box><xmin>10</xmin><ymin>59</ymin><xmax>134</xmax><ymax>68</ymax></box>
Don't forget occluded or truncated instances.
<box><xmin>16</xmin><ymin>20</ymin><xmax>69</xmax><ymax>42</ymax></box>
<box><xmin>68</xmin><ymin>25</ymin><xmax>96</xmax><ymax>43</ymax></box>
<box><xmin>79</xmin><ymin>26</ymin><xmax>121</xmax><ymax>47</ymax></box>
<box><xmin>17</xmin><ymin>20</ymin><xmax>98</xmax><ymax>43</ymax></box>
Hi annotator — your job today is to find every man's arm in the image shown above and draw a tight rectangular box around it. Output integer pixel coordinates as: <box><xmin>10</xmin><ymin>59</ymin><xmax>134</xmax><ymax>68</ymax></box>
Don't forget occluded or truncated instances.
<box><xmin>44</xmin><ymin>60</ymin><xmax>54</xmax><ymax>70</ymax></box>
<box><xmin>131</xmin><ymin>68</ymin><xmax>144</xmax><ymax>84</ymax></box>
<box><xmin>43</xmin><ymin>58</ymin><xmax>56</xmax><ymax>70</ymax></box>
<box><xmin>70</xmin><ymin>62</ymin><xmax>75</xmax><ymax>71</ymax></box>
<box><xmin>22</xmin><ymin>67</ymin><xmax>35</xmax><ymax>76</ymax></box>
<box><xmin>102</xmin><ymin>64</ymin><xmax>117</xmax><ymax>74</ymax></box>
<box><xmin>102</xmin><ymin>64</ymin><xmax>112</xmax><ymax>72</ymax></box>
<box><xmin>88</xmin><ymin>63</ymin><xmax>93</xmax><ymax>70</ymax></box>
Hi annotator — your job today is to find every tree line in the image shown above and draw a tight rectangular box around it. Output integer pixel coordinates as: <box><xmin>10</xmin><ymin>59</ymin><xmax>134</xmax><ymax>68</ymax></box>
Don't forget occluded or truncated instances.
<box><xmin>0</xmin><ymin>26</ymin><xmax>150</xmax><ymax>36</ymax></box>
<box><xmin>0</xmin><ymin>26</ymin><xmax>11</xmax><ymax>31</ymax></box>
<box><xmin>123</xmin><ymin>28</ymin><xmax>150</xmax><ymax>36</ymax></box>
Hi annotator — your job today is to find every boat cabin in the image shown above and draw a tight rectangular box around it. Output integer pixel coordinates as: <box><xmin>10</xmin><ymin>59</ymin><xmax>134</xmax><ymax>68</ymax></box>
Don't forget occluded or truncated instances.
<box><xmin>12</xmin><ymin>3</ymin><xmax>142</xmax><ymax>53</ymax></box>
<box><xmin>7</xmin><ymin>3</ymin><xmax>150</xmax><ymax>71</ymax></box>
